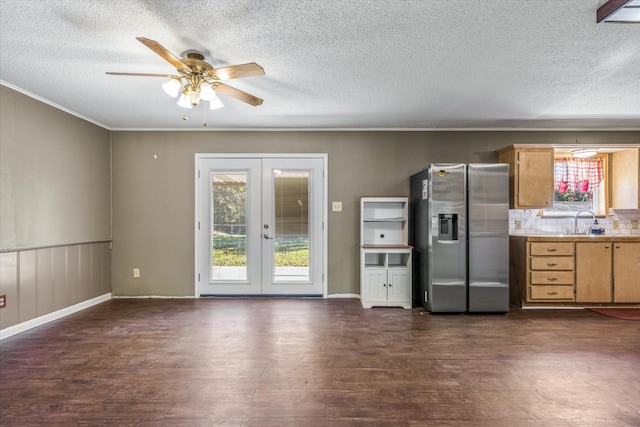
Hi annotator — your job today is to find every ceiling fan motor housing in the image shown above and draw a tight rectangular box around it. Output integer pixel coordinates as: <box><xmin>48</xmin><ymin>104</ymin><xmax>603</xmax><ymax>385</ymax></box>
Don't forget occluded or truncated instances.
<box><xmin>180</xmin><ymin>52</ymin><xmax>212</xmax><ymax>75</ymax></box>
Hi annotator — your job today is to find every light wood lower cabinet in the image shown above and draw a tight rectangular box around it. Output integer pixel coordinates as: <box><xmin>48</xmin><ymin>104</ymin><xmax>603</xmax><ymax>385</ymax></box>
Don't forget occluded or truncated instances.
<box><xmin>528</xmin><ymin>242</ymin><xmax>575</xmax><ymax>302</ymax></box>
<box><xmin>576</xmin><ymin>242</ymin><xmax>613</xmax><ymax>303</ymax></box>
<box><xmin>613</xmin><ymin>243</ymin><xmax>640</xmax><ymax>303</ymax></box>
<box><xmin>509</xmin><ymin>236</ymin><xmax>640</xmax><ymax>307</ymax></box>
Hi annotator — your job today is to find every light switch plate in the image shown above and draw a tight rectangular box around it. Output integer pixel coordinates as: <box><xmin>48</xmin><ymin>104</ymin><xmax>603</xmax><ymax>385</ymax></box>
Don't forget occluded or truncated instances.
<box><xmin>133</xmin><ymin>268</ymin><xmax>140</xmax><ymax>278</ymax></box>
<box><xmin>332</xmin><ymin>201</ymin><xmax>342</xmax><ymax>212</ymax></box>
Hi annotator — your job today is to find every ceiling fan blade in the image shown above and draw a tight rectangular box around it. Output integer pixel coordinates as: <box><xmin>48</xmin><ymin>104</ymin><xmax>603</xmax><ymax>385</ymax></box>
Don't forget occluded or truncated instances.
<box><xmin>207</xmin><ymin>63</ymin><xmax>265</xmax><ymax>80</ymax></box>
<box><xmin>106</xmin><ymin>72</ymin><xmax>181</xmax><ymax>78</ymax></box>
<box><xmin>136</xmin><ymin>37</ymin><xmax>190</xmax><ymax>70</ymax></box>
<box><xmin>213</xmin><ymin>83</ymin><xmax>263</xmax><ymax>106</ymax></box>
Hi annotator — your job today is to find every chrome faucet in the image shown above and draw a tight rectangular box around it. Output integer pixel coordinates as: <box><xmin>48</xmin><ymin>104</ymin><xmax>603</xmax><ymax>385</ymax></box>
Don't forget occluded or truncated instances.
<box><xmin>574</xmin><ymin>210</ymin><xmax>596</xmax><ymax>234</ymax></box>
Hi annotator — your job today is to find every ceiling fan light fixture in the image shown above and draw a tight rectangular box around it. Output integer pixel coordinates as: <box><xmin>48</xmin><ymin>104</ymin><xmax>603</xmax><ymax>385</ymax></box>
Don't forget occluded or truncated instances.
<box><xmin>107</xmin><ymin>38</ymin><xmax>265</xmax><ymax>112</ymax></box>
<box><xmin>572</xmin><ymin>148</ymin><xmax>598</xmax><ymax>158</ymax></box>
<box><xmin>200</xmin><ymin>83</ymin><xmax>216</xmax><ymax>101</ymax></box>
<box><xmin>177</xmin><ymin>92</ymin><xmax>193</xmax><ymax>108</ymax></box>
<box><xmin>181</xmin><ymin>84</ymin><xmax>201</xmax><ymax>107</ymax></box>
<box><xmin>209</xmin><ymin>95</ymin><xmax>224</xmax><ymax>110</ymax></box>
<box><xmin>162</xmin><ymin>78</ymin><xmax>182</xmax><ymax>97</ymax></box>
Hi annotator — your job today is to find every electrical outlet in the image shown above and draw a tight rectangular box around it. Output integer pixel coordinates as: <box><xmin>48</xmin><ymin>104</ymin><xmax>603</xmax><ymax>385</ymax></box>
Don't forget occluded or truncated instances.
<box><xmin>133</xmin><ymin>268</ymin><xmax>140</xmax><ymax>278</ymax></box>
<box><xmin>0</xmin><ymin>294</ymin><xmax>6</xmax><ymax>309</ymax></box>
<box><xmin>632</xmin><ymin>220</ymin><xmax>638</xmax><ymax>229</ymax></box>
<box><xmin>332</xmin><ymin>201</ymin><xmax>342</xmax><ymax>212</ymax></box>
<box><xmin>515</xmin><ymin>220</ymin><xmax>522</xmax><ymax>230</ymax></box>
<box><xmin>613</xmin><ymin>219</ymin><xmax>620</xmax><ymax>229</ymax></box>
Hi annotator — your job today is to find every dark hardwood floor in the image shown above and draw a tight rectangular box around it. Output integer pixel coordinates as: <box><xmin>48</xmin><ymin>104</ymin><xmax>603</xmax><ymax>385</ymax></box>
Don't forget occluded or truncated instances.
<box><xmin>1</xmin><ymin>298</ymin><xmax>639</xmax><ymax>426</ymax></box>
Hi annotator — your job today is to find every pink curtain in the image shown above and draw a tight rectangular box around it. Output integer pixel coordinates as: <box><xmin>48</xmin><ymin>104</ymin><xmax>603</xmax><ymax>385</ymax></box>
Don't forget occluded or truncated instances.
<box><xmin>554</xmin><ymin>157</ymin><xmax>603</xmax><ymax>193</ymax></box>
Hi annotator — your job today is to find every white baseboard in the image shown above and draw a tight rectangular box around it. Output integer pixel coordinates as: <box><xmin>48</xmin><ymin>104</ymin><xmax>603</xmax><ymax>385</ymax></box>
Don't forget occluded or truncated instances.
<box><xmin>112</xmin><ymin>295</ymin><xmax>196</xmax><ymax>299</ymax></box>
<box><xmin>0</xmin><ymin>293</ymin><xmax>112</xmax><ymax>341</ymax></box>
<box><xmin>328</xmin><ymin>293</ymin><xmax>361</xmax><ymax>299</ymax></box>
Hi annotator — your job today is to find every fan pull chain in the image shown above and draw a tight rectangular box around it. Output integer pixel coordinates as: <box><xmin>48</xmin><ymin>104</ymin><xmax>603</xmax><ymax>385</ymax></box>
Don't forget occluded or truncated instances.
<box><xmin>203</xmin><ymin>104</ymin><xmax>207</xmax><ymax>127</ymax></box>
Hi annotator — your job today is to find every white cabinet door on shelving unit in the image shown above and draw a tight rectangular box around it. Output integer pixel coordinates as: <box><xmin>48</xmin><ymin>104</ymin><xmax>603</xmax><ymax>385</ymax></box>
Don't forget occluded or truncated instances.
<box><xmin>363</xmin><ymin>269</ymin><xmax>388</xmax><ymax>304</ymax></box>
<box><xmin>387</xmin><ymin>268</ymin><xmax>411</xmax><ymax>304</ymax></box>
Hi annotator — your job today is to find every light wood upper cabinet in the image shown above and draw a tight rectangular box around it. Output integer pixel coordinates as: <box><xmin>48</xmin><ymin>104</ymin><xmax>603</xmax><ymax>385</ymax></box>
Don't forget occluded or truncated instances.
<box><xmin>497</xmin><ymin>145</ymin><xmax>554</xmax><ymax>209</ymax></box>
<box><xmin>611</xmin><ymin>149</ymin><xmax>639</xmax><ymax>209</ymax></box>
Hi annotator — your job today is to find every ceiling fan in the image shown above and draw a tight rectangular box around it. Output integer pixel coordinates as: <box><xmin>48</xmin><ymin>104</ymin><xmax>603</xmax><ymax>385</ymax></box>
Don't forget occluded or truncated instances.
<box><xmin>106</xmin><ymin>37</ymin><xmax>264</xmax><ymax>109</ymax></box>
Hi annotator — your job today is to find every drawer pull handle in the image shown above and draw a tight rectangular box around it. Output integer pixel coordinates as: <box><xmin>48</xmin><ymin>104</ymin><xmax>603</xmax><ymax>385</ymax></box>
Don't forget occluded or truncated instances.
<box><xmin>548</xmin><ymin>291</ymin><xmax>558</xmax><ymax>295</ymax></box>
<box><xmin>547</xmin><ymin>263</ymin><xmax>558</xmax><ymax>266</ymax></box>
<box><xmin>547</xmin><ymin>248</ymin><xmax>558</xmax><ymax>252</ymax></box>
<box><xmin>547</xmin><ymin>277</ymin><xmax>558</xmax><ymax>281</ymax></box>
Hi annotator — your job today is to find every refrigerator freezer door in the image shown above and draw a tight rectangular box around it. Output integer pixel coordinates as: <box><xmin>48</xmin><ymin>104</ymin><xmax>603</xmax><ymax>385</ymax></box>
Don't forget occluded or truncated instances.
<box><xmin>429</xmin><ymin>164</ymin><xmax>467</xmax><ymax>313</ymax></box>
<box><xmin>410</xmin><ymin>169</ymin><xmax>430</xmax><ymax>308</ymax></box>
<box><xmin>467</xmin><ymin>163</ymin><xmax>510</xmax><ymax>312</ymax></box>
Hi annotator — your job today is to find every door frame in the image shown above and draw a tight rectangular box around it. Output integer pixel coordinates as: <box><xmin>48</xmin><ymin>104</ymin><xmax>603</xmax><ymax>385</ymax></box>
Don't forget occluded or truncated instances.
<box><xmin>194</xmin><ymin>153</ymin><xmax>328</xmax><ymax>298</ymax></box>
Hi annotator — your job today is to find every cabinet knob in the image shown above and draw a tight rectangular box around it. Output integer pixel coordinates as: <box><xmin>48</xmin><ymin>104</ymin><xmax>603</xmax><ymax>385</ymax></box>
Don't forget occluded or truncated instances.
<box><xmin>615</xmin><ymin>245</ymin><xmax>620</xmax><ymax>249</ymax></box>
<box><xmin>605</xmin><ymin>245</ymin><xmax>610</xmax><ymax>249</ymax></box>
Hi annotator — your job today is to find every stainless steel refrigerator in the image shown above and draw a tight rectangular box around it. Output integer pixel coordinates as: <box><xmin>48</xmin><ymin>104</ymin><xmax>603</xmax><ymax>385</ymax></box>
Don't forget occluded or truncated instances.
<box><xmin>410</xmin><ymin>163</ymin><xmax>509</xmax><ymax>313</ymax></box>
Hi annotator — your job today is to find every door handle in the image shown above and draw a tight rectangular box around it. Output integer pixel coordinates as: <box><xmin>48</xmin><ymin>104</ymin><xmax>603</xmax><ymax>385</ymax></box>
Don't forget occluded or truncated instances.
<box><xmin>263</xmin><ymin>234</ymin><xmax>274</xmax><ymax>239</ymax></box>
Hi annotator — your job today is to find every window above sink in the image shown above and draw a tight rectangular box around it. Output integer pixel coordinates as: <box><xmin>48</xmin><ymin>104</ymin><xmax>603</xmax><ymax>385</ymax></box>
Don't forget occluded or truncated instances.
<box><xmin>542</xmin><ymin>145</ymin><xmax>640</xmax><ymax>215</ymax></box>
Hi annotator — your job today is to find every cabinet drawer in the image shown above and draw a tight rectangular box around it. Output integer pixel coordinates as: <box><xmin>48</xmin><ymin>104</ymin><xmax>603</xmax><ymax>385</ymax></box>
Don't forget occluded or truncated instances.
<box><xmin>530</xmin><ymin>256</ymin><xmax>574</xmax><ymax>271</ymax></box>
<box><xmin>530</xmin><ymin>271</ymin><xmax>574</xmax><ymax>285</ymax></box>
<box><xmin>530</xmin><ymin>285</ymin><xmax>575</xmax><ymax>300</ymax></box>
<box><xmin>530</xmin><ymin>242</ymin><xmax>573</xmax><ymax>256</ymax></box>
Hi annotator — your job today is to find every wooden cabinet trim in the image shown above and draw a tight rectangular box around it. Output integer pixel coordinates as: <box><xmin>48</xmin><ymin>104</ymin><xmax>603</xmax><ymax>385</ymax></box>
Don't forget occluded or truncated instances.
<box><xmin>530</xmin><ymin>271</ymin><xmax>574</xmax><ymax>285</ymax></box>
<box><xmin>530</xmin><ymin>285</ymin><xmax>575</xmax><ymax>300</ymax></box>
<box><xmin>530</xmin><ymin>242</ymin><xmax>574</xmax><ymax>256</ymax></box>
<box><xmin>530</xmin><ymin>256</ymin><xmax>574</xmax><ymax>271</ymax></box>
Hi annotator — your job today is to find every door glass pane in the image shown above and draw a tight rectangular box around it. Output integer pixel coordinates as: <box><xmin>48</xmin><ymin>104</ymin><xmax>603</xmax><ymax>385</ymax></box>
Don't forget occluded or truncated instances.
<box><xmin>273</xmin><ymin>170</ymin><xmax>310</xmax><ymax>282</ymax></box>
<box><xmin>211</xmin><ymin>173</ymin><xmax>247</xmax><ymax>281</ymax></box>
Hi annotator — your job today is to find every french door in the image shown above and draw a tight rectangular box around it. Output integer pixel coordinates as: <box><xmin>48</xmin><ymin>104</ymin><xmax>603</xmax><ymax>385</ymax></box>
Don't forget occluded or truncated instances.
<box><xmin>196</xmin><ymin>154</ymin><xmax>326</xmax><ymax>296</ymax></box>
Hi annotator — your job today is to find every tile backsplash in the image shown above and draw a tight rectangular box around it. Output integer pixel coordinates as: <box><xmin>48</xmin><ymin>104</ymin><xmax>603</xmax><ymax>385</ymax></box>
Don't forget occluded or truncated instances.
<box><xmin>509</xmin><ymin>209</ymin><xmax>640</xmax><ymax>236</ymax></box>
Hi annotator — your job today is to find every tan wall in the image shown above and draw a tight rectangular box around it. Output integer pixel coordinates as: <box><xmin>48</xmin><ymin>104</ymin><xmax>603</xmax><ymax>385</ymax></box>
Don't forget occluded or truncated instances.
<box><xmin>2</xmin><ymin>83</ymin><xmax>638</xmax><ymax>300</ymax></box>
<box><xmin>0</xmin><ymin>243</ymin><xmax>111</xmax><ymax>330</ymax></box>
<box><xmin>0</xmin><ymin>85</ymin><xmax>112</xmax><ymax>250</ymax></box>
<box><xmin>111</xmin><ymin>130</ymin><xmax>640</xmax><ymax>296</ymax></box>
<box><xmin>0</xmin><ymin>85</ymin><xmax>112</xmax><ymax>331</ymax></box>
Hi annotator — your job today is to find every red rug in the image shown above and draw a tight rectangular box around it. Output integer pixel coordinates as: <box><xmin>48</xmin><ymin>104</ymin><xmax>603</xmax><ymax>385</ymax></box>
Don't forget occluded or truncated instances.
<box><xmin>586</xmin><ymin>308</ymin><xmax>640</xmax><ymax>321</ymax></box>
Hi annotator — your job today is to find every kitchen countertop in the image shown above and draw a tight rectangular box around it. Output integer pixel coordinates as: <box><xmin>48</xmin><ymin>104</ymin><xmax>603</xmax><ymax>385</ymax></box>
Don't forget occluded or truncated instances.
<box><xmin>510</xmin><ymin>235</ymin><xmax>640</xmax><ymax>242</ymax></box>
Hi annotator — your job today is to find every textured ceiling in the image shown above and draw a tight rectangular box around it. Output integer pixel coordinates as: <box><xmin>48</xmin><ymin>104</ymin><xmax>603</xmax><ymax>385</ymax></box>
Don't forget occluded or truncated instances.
<box><xmin>1</xmin><ymin>0</ymin><xmax>639</xmax><ymax>130</ymax></box>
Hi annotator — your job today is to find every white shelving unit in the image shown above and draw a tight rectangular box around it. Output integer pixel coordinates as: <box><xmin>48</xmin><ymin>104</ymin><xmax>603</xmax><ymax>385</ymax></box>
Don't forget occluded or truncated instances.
<box><xmin>360</xmin><ymin>197</ymin><xmax>412</xmax><ymax>309</ymax></box>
